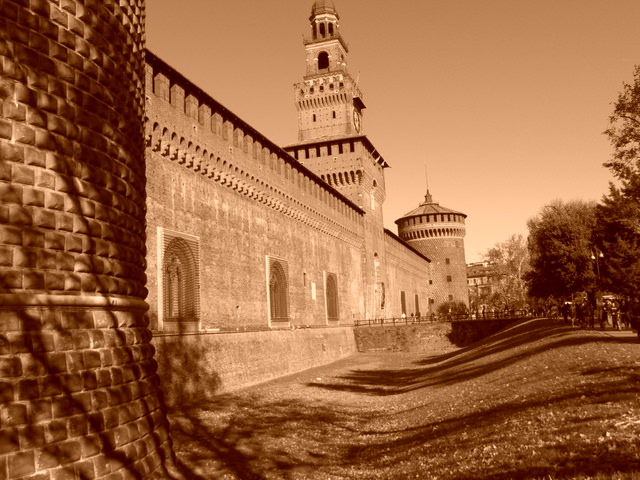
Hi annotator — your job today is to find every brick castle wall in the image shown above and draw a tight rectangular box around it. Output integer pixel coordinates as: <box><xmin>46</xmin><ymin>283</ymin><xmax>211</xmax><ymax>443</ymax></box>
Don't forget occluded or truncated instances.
<box><xmin>0</xmin><ymin>1</ymin><xmax>173</xmax><ymax>478</ymax></box>
<box><xmin>144</xmin><ymin>53</ymin><xmax>369</xmax><ymax>331</ymax></box>
<box><xmin>383</xmin><ymin>231</ymin><xmax>431</xmax><ymax>318</ymax></box>
<box><xmin>153</xmin><ymin>326</ymin><xmax>356</xmax><ymax>403</ymax></box>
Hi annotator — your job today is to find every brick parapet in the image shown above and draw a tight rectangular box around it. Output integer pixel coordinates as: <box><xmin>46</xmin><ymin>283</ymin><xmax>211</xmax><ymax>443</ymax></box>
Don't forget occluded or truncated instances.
<box><xmin>144</xmin><ymin>52</ymin><xmax>364</xmax><ymax>247</ymax></box>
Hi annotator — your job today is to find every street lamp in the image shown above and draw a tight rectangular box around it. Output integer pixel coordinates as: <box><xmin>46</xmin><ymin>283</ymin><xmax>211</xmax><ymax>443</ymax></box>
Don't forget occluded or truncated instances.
<box><xmin>591</xmin><ymin>249</ymin><xmax>603</xmax><ymax>277</ymax></box>
<box><xmin>591</xmin><ymin>248</ymin><xmax>604</xmax><ymax>328</ymax></box>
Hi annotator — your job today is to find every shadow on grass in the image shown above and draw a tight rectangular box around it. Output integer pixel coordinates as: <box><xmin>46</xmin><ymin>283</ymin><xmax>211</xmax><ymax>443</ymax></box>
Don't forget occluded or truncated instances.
<box><xmin>167</xmin><ymin>317</ymin><xmax>640</xmax><ymax>479</ymax></box>
<box><xmin>168</xmin><ymin>395</ymin><xmax>356</xmax><ymax>479</ymax></box>
<box><xmin>168</xmin><ymin>367</ymin><xmax>640</xmax><ymax>479</ymax></box>
<box><xmin>304</xmin><ymin>318</ymin><xmax>639</xmax><ymax>396</ymax></box>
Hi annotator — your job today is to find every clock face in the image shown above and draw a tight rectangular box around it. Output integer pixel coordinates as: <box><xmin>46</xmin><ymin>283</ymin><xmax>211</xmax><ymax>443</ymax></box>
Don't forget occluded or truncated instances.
<box><xmin>353</xmin><ymin>110</ymin><xmax>361</xmax><ymax>133</ymax></box>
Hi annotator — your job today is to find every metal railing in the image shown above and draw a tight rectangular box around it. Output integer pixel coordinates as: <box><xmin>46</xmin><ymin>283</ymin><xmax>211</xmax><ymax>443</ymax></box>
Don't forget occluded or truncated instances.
<box><xmin>353</xmin><ymin>310</ymin><xmax>533</xmax><ymax>327</ymax></box>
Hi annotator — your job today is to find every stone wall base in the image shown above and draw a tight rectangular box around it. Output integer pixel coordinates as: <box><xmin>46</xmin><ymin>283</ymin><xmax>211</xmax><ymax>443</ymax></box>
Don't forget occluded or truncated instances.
<box><xmin>153</xmin><ymin>327</ymin><xmax>356</xmax><ymax>405</ymax></box>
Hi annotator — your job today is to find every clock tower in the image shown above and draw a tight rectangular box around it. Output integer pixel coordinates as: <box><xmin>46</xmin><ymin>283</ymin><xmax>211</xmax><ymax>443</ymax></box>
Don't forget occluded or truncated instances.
<box><xmin>286</xmin><ymin>0</ymin><xmax>391</xmax><ymax>321</ymax></box>
<box><xmin>295</xmin><ymin>0</ymin><xmax>366</xmax><ymax>141</ymax></box>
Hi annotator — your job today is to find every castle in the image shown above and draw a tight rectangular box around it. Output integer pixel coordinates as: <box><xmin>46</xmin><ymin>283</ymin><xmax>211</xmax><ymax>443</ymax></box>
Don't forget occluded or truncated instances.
<box><xmin>0</xmin><ymin>1</ymin><xmax>467</xmax><ymax>477</ymax></box>
<box><xmin>143</xmin><ymin>0</ymin><xmax>469</xmax><ymax>333</ymax></box>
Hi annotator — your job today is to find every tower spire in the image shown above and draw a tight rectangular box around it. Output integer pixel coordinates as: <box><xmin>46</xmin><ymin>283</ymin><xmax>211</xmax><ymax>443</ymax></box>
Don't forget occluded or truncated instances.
<box><xmin>295</xmin><ymin>0</ymin><xmax>366</xmax><ymax>141</ymax></box>
<box><xmin>423</xmin><ymin>162</ymin><xmax>433</xmax><ymax>204</ymax></box>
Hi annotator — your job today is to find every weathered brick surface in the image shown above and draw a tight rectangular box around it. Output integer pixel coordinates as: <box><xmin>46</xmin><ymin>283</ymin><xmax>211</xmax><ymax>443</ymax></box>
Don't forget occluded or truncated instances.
<box><xmin>0</xmin><ymin>1</ymin><xmax>173</xmax><ymax>478</ymax></box>
<box><xmin>397</xmin><ymin>196</ymin><xmax>470</xmax><ymax>311</ymax></box>
<box><xmin>145</xmin><ymin>54</ymin><xmax>369</xmax><ymax>331</ymax></box>
<box><xmin>154</xmin><ymin>326</ymin><xmax>357</xmax><ymax>403</ymax></box>
<box><xmin>144</xmin><ymin>53</ymin><xmax>433</xmax><ymax>333</ymax></box>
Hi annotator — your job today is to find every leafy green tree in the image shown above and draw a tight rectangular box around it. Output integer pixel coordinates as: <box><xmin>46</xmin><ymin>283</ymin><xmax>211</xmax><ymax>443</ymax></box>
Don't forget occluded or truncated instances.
<box><xmin>526</xmin><ymin>200</ymin><xmax>597</xmax><ymax>301</ymax></box>
<box><xmin>597</xmin><ymin>65</ymin><xmax>640</xmax><ymax>298</ymax></box>
<box><xmin>483</xmin><ymin>234</ymin><xmax>530</xmax><ymax>311</ymax></box>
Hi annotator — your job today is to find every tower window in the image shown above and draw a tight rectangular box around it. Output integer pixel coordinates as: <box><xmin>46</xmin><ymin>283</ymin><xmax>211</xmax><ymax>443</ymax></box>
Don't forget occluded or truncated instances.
<box><xmin>332</xmin><ymin>111</ymin><xmax>336</xmax><ymax>119</ymax></box>
<box><xmin>319</xmin><ymin>23</ymin><xmax>326</xmax><ymax>37</ymax></box>
<box><xmin>328</xmin><ymin>23</ymin><xmax>334</xmax><ymax>35</ymax></box>
<box><xmin>313</xmin><ymin>114</ymin><xmax>316</xmax><ymax>122</ymax></box>
<box><xmin>445</xmin><ymin>258</ymin><xmax>450</xmax><ymax>265</ymax></box>
<box><xmin>318</xmin><ymin>51</ymin><xmax>329</xmax><ymax>70</ymax></box>
<box><xmin>447</xmin><ymin>275</ymin><xmax>452</xmax><ymax>282</ymax></box>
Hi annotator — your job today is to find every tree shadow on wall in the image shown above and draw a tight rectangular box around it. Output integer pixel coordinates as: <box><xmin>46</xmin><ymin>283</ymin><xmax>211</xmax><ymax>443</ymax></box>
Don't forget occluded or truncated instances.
<box><xmin>0</xmin><ymin>157</ymin><xmax>177</xmax><ymax>478</ymax></box>
<box><xmin>0</xmin><ymin>276</ymin><xmax>178</xmax><ymax>479</ymax></box>
<box><xmin>154</xmin><ymin>333</ymin><xmax>224</xmax><ymax>406</ymax></box>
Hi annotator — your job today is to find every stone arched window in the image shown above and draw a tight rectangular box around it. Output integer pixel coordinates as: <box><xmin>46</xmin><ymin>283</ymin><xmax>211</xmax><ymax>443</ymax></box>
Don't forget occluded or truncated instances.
<box><xmin>318</xmin><ymin>51</ymin><xmax>329</xmax><ymax>70</ymax></box>
<box><xmin>325</xmin><ymin>273</ymin><xmax>339</xmax><ymax>321</ymax></box>
<box><xmin>161</xmin><ymin>232</ymin><xmax>200</xmax><ymax>332</ymax></box>
<box><xmin>268</xmin><ymin>257</ymin><xmax>289</xmax><ymax>325</ymax></box>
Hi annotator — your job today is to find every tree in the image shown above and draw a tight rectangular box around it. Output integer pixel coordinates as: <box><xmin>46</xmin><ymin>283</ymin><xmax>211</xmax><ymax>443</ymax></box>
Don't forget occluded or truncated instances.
<box><xmin>597</xmin><ymin>65</ymin><xmax>640</xmax><ymax>298</ymax></box>
<box><xmin>483</xmin><ymin>234</ymin><xmax>530</xmax><ymax>311</ymax></box>
<box><xmin>603</xmin><ymin>65</ymin><xmax>640</xmax><ymax>187</ymax></box>
<box><xmin>526</xmin><ymin>200</ymin><xmax>598</xmax><ymax>301</ymax></box>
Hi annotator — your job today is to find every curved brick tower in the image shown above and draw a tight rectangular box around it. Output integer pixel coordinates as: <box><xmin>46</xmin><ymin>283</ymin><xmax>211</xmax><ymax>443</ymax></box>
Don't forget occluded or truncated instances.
<box><xmin>1</xmin><ymin>1</ymin><xmax>173</xmax><ymax>478</ymax></box>
<box><xmin>395</xmin><ymin>191</ymin><xmax>469</xmax><ymax>313</ymax></box>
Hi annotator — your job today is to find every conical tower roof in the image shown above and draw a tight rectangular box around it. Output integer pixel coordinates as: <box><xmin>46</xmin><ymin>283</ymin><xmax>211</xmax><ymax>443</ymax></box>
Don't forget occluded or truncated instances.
<box><xmin>396</xmin><ymin>190</ymin><xmax>466</xmax><ymax>224</ymax></box>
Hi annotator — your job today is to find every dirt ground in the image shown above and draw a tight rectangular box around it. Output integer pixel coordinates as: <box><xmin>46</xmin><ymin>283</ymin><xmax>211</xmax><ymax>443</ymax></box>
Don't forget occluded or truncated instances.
<box><xmin>167</xmin><ymin>319</ymin><xmax>640</xmax><ymax>479</ymax></box>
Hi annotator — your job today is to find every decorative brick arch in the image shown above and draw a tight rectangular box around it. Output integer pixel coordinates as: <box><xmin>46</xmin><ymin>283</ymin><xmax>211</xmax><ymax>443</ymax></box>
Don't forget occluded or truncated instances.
<box><xmin>325</xmin><ymin>272</ymin><xmax>339</xmax><ymax>321</ymax></box>
<box><xmin>159</xmin><ymin>230</ymin><xmax>200</xmax><ymax>332</ymax></box>
<box><xmin>267</xmin><ymin>257</ymin><xmax>289</xmax><ymax>326</ymax></box>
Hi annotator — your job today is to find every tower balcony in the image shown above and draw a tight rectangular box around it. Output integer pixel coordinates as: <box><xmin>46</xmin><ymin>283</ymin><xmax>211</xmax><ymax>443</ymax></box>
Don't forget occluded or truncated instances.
<box><xmin>303</xmin><ymin>32</ymin><xmax>349</xmax><ymax>51</ymax></box>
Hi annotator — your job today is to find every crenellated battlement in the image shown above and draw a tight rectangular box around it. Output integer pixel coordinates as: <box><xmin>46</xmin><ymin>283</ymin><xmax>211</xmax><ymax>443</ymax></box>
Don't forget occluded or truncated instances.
<box><xmin>144</xmin><ymin>51</ymin><xmax>364</xmax><ymax>242</ymax></box>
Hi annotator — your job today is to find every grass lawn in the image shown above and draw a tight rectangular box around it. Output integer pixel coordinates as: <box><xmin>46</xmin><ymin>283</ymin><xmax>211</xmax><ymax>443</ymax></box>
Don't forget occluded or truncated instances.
<box><xmin>168</xmin><ymin>318</ymin><xmax>640</xmax><ymax>479</ymax></box>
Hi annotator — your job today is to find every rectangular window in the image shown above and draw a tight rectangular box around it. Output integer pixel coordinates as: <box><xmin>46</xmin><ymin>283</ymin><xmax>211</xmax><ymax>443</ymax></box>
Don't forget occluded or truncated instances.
<box><xmin>400</xmin><ymin>291</ymin><xmax>406</xmax><ymax>315</ymax></box>
<box><xmin>445</xmin><ymin>258</ymin><xmax>450</xmax><ymax>265</ymax></box>
<box><xmin>447</xmin><ymin>275</ymin><xmax>452</xmax><ymax>282</ymax></box>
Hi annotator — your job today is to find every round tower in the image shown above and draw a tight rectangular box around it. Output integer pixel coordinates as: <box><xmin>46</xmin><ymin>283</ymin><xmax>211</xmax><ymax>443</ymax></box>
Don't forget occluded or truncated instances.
<box><xmin>395</xmin><ymin>191</ymin><xmax>469</xmax><ymax>313</ymax></box>
<box><xmin>0</xmin><ymin>1</ymin><xmax>174</xmax><ymax>477</ymax></box>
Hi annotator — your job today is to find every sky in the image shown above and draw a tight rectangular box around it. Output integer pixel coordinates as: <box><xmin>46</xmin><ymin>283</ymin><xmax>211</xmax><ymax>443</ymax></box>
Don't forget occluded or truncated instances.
<box><xmin>146</xmin><ymin>0</ymin><xmax>639</xmax><ymax>262</ymax></box>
